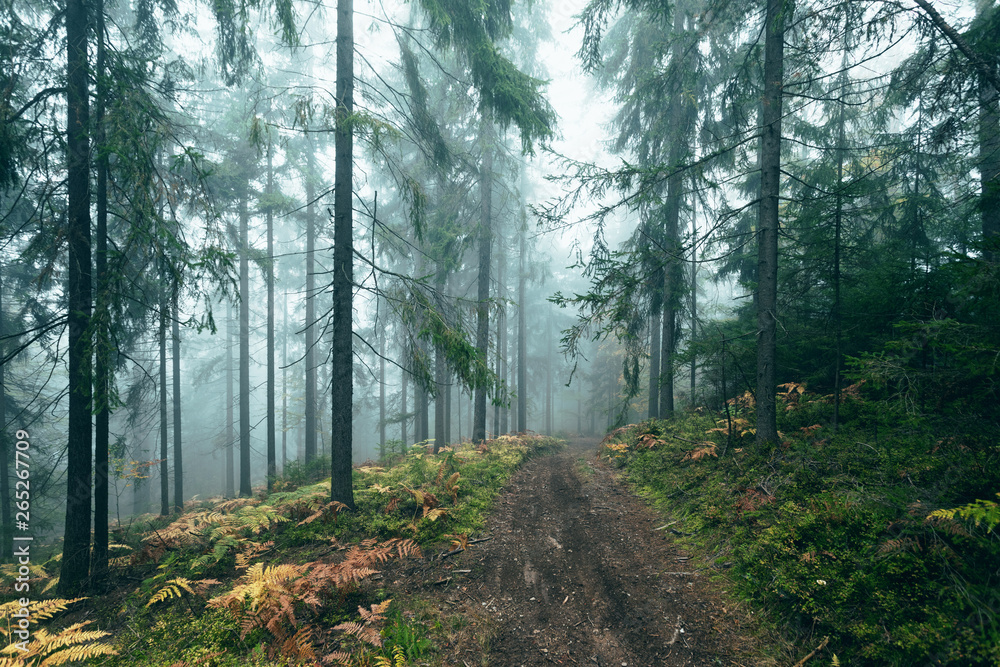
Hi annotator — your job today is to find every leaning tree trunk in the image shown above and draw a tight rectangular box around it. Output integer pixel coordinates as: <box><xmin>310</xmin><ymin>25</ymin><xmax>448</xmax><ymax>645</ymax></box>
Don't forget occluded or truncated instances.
<box><xmin>473</xmin><ymin>117</ymin><xmax>493</xmax><ymax>442</ymax></box>
<box><xmin>60</xmin><ymin>0</ymin><xmax>93</xmax><ymax>596</ymax></box>
<box><xmin>755</xmin><ymin>0</ymin><xmax>787</xmax><ymax>447</ymax></box>
<box><xmin>331</xmin><ymin>0</ymin><xmax>356</xmax><ymax>507</ymax></box>
<box><xmin>239</xmin><ymin>185</ymin><xmax>252</xmax><ymax>496</ymax></box>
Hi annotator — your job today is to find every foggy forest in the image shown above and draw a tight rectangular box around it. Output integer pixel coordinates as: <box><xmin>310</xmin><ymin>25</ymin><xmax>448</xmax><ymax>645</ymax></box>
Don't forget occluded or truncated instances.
<box><xmin>0</xmin><ymin>0</ymin><xmax>998</xmax><ymax>664</ymax></box>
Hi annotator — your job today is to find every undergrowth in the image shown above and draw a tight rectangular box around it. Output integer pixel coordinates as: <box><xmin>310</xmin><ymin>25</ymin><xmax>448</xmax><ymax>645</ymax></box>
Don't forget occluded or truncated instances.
<box><xmin>603</xmin><ymin>383</ymin><xmax>999</xmax><ymax>665</ymax></box>
<box><xmin>0</xmin><ymin>433</ymin><xmax>562</xmax><ymax>666</ymax></box>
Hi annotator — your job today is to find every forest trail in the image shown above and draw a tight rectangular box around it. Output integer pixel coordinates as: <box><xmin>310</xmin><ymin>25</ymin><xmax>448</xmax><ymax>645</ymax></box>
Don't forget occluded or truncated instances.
<box><xmin>395</xmin><ymin>438</ymin><xmax>755</xmax><ymax>666</ymax></box>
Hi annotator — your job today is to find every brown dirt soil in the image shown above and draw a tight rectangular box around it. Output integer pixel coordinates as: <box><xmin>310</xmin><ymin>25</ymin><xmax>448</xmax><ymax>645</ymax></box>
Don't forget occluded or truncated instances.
<box><xmin>384</xmin><ymin>437</ymin><xmax>762</xmax><ymax>667</ymax></box>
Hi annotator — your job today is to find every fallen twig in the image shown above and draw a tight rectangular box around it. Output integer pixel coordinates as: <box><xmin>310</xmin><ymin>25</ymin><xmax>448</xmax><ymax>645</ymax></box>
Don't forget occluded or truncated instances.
<box><xmin>792</xmin><ymin>636</ymin><xmax>830</xmax><ymax>667</ymax></box>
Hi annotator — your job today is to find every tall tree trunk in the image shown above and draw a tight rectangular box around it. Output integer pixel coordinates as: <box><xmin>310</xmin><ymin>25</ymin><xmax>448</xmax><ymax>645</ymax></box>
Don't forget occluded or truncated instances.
<box><xmin>755</xmin><ymin>0</ymin><xmax>787</xmax><ymax>447</ymax></box>
<box><xmin>91</xmin><ymin>0</ymin><xmax>109</xmax><ymax>586</ymax></box>
<box><xmin>434</xmin><ymin>346</ymin><xmax>446</xmax><ymax>453</ymax></box>
<box><xmin>445</xmin><ymin>372</ymin><xmax>452</xmax><ymax>445</ymax></box>
<box><xmin>266</xmin><ymin>137</ymin><xmax>276</xmax><ymax>490</ymax></box>
<box><xmin>832</xmin><ymin>61</ymin><xmax>847</xmax><ymax>433</ymax></box>
<box><xmin>239</xmin><ymin>187</ymin><xmax>251</xmax><ymax>496</ymax></box>
<box><xmin>159</xmin><ymin>281</ymin><xmax>169</xmax><ymax>515</ymax></box>
<box><xmin>648</xmin><ymin>310</ymin><xmax>661</xmax><ymax>419</ymax></box>
<box><xmin>282</xmin><ymin>289</ymin><xmax>288</xmax><ymax>470</ymax></box>
<box><xmin>415</xmin><ymin>338</ymin><xmax>429</xmax><ymax>442</ymax></box>
<box><xmin>171</xmin><ymin>281</ymin><xmax>183</xmax><ymax>511</ymax></box>
<box><xmin>517</xmin><ymin>216</ymin><xmax>526</xmax><ymax>432</ymax></box>
<box><xmin>318</xmin><ymin>357</ymin><xmax>329</xmax><ymax>458</ymax></box>
<box><xmin>546</xmin><ymin>316</ymin><xmax>553</xmax><ymax>435</ymax></box>
<box><xmin>60</xmin><ymin>0</ymin><xmax>93</xmax><ymax>595</ymax></box>
<box><xmin>226</xmin><ymin>302</ymin><xmax>235</xmax><ymax>497</ymax></box>
<box><xmin>500</xmin><ymin>293</ymin><xmax>508</xmax><ymax>434</ymax></box>
<box><xmin>473</xmin><ymin>117</ymin><xmax>493</xmax><ymax>442</ymax></box>
<box><xmin>434</xmin><ymin>270</ymin><xmax>446</xmax><ymax>453</ymax></box>
<box><xmin>331</xmin><ymin>0</ymin><xmax>356</xmax><ymax>506</ymax></box>
<box><xmin>305</xmin><ymin>135</ymin><xmax>317</xmax><ymax>463</ymax></box>
<box><xmin>378</xmin><ymin>304</ymin><xmax>386</xmax><ymax>455</ymax></box>
<box><xmin>690</xmin><ymin>195</ymin><xmax>697</xmax><ymax>401</ymax></box>
<box><xmin>401</xmin><ymin>362</ymin><xmax>408</xmax><ymax>447</ymax></box>
<box><xmin>494</xmin><ymin>255</ymin><xmax>505</xmax><ymax>434</ymax></box>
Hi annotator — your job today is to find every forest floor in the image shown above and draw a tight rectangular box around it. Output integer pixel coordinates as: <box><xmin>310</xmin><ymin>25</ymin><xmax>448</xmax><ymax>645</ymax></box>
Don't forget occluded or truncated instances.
<box><xmin>381</xmin><ymin>437</ymin><xmax>764</xmax><ymax>666</ymax></box>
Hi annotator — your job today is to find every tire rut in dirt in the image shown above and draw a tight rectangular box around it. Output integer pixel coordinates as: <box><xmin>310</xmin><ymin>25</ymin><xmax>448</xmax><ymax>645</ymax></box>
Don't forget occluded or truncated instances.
<box><xmin>472</xmin><ymin>441</ymin><xmax>732</xmax><ymax>666</ymax></box>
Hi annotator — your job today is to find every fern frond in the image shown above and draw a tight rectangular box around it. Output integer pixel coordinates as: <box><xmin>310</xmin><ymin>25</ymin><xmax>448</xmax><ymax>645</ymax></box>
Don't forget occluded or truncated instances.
<box><xmin>323</xmin><ymin>650</ymin><xmax>353</xmax><ymax>666</ymax></box>
<box><xmin>424</xmin><ymin>508</ymin><xmax>448</xmax><ymax>521</ymax></box>
<box><xmin>333</xmin><ymin>620</ymin><xmax>383</xmax><ymax>648</ymax></box>
<box><xmin>0</xmin><ymin>598</ymin><xmax>86</xmax><ymax>624</ymax></box>
<box><xmin>148</xmin><ymin>577</ymin><xmax>202</xmax><ymax>607</ymax></box>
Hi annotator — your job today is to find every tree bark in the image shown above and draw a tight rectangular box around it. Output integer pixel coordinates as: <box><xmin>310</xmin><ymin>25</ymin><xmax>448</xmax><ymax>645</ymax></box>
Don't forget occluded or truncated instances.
<box><xmin>755</xmin><ymin>0</ymin><xmax>787</xmax><ymax>447</ymax></box>
<box><xmin>401</xmin><ymin>361</ymin><xmax>408</xmax><ymax>447</ymax></box>
<box><xmin>690</xmin><ymin>194</ymin><xmax>698</xmax><ymax>401</ymax></box>
<box><xmin>473</xmin><ymin>117</ymin><xmax>493</xmax><ymax>442</ymax></box>
<box><xmin>648</xmin><ymin>310</ymin><xmax>661</xmax><ymax>419</ymax></box>
<box><xmin>331</xmin><ymin>0</ymin><xmax>356</xmax><ymax>507</ymax></box>
<box><xmin>239</xmin><ymin>184</ymin><xmax>251</xmax><ymax>496</ymax></box>
<box><xmin>517</xmin><ymin>213</ymin><xmax>527</xmax><ymax>432</ymax></box>
<box><xmin>434</xmin><ymin>268</ymin><xmax>447</xmax><ymax>453</ymax></box>
<box><xmin>159</xmin><ymin>279</ymin><xmax>169</xmax><ymax>515</ymax></box>
<box><xmin>266</xmin><ymin>137</ymin><xmax>276</xmax><ymax>489</ymax></box>
<box><xmin>305</xmin><ymin>135</ymin><xmax>317</xmax><ymax>463</ymax></box>
<box><xmin>833</xmin><ymin>60</ymin><xmax>847</xmax><ymax>432</ymax></box>
<box><xmin>91</xmin><ymin>0</ymin><xmax>109</xmax><ymax>586</ymax></box>
<box><xmin>500</xmin><ymin>285</ymin><xmax>509</xmax><ymax>434</ymax></box>
<box><xmin>282</xmin><ymin>289</ymin><xmax>288</xmax><ymax>470</ymax></box>
<box><xmin>171</xmin><ymin>281</ymin><xmax>183</xmax><ymax>511</ymax></box>
<box><xmin>378</xmin><ymin>302</ymin><xmax>386</xmax><ymax>455</ymax></box>
<box><xmin>226</xmin><ymin>301</ymin><xmax>235</xmax><ymax>497</ymax></box>
<box><xmin>60</xmin><ymin>0</ymin><xmax>93</xmax><ymax>596</ymax></box>
<box><xmin>545</xmin><ymin>312</ymin><xmax>553</xmax><ymax>434</ymax></box>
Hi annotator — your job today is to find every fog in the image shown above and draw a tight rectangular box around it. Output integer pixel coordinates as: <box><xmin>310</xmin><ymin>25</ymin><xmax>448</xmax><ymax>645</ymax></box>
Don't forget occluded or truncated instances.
<box><xmin>1</xmin><ymin>0</ymin><xmax>994</xmax><ymax>539</ymax></box>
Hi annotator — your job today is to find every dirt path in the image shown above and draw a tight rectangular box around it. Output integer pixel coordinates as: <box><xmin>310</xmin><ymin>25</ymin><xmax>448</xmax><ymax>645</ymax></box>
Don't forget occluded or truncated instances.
<box><xmin>391</xmin><ymin>438</ymin><xmax>753</xmax><ymax>666</ymax></box>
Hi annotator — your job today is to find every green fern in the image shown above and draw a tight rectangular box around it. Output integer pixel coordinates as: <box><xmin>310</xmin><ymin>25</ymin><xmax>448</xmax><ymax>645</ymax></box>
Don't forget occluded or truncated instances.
<box><xmin>375</xmin><ymin>644</ymin><xmax>408</xmax><ymax>667</ymax></box>
<box><xmin>928</xmin><ymin>493</ymin><xmax>1000</xmax><ymax>531</ymax></box>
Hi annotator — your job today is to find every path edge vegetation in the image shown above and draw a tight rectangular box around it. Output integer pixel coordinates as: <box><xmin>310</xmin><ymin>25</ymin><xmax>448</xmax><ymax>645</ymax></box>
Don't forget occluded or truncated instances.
<box><xmin>0</xmin><ymin>433</ymin><xmax>563</xmax><ymax>667</ymax></box>
<box><xmin>600</xmin><ymin>381</ymin><xmax>999</xmax><ymax>666</ymax></box>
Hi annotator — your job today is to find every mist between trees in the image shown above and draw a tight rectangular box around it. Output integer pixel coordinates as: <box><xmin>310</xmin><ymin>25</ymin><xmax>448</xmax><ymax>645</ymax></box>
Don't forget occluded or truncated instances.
<box><xmin>0</xmin><ymin>0</ymin><xmax>997</xmax><ymax>603</ymax></box>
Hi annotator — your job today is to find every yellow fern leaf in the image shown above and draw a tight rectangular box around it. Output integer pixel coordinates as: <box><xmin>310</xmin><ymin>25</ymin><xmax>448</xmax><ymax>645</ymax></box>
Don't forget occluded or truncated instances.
<box><xmin>146</xmin><ymin>578</ymin><xmax>195</xmax><ymax>607</ymax></box>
